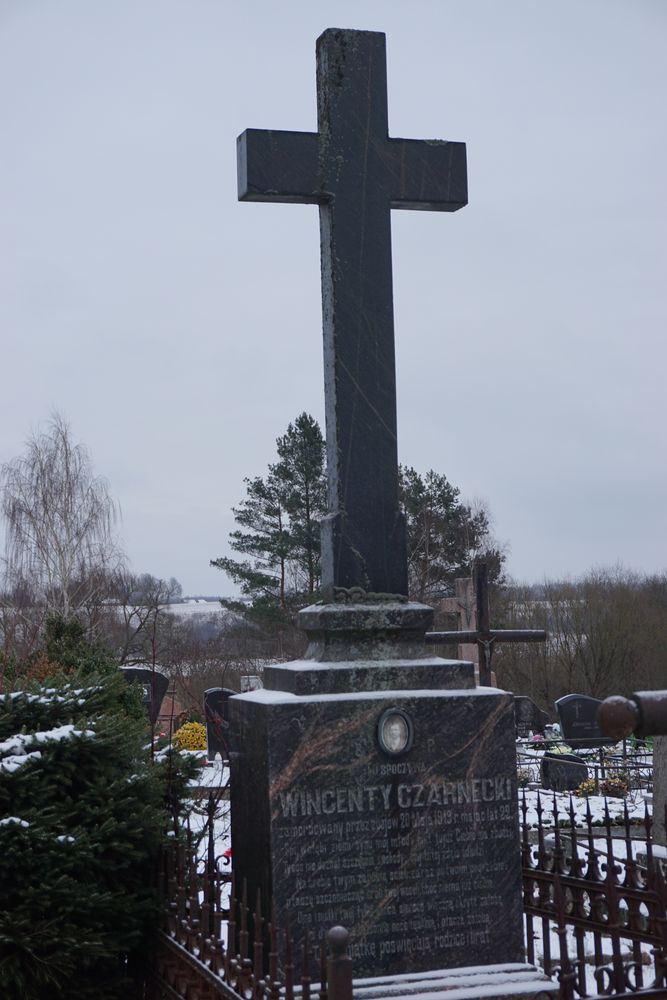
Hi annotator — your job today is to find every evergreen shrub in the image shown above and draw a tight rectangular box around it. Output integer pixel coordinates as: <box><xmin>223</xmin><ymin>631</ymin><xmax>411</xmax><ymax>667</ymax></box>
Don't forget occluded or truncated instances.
<box><xmin>0</xmin><ymin>616</ymin><xmax>196</xmax><ymax>999</ymax></box>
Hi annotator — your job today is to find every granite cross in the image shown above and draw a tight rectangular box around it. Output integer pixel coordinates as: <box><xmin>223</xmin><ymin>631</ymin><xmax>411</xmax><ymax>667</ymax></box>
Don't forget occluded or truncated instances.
<box><xmin>238</xmin><ymin>28</ymin><xmax>467</xmax><ymax>600</ymax></box>
<box><xmin>425</xmin><ymin>562</ymin><xmax>547</xmax><ymax>685</ymax></box>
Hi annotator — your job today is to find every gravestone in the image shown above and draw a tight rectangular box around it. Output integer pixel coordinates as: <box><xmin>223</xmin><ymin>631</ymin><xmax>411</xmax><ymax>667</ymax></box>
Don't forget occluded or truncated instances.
<box><xmin>234</xmin><ymin>612</ymin><xmax>523</xmax><ymax>977</ymax></box>
<box><xmin>440</xmin><ymin>577</ymin><xmax>479</xmax><ymax>670</ymax></box>
<box><xmin>203</xmin><ymin>687</ymin><xmax>234</xmax><ymax>759</ymax></box>
<box><xmin>120</xmin><ymin>666</ymin><xmax>169</xmax><ymax>725</ymax></box>
<box><xmin>514</xmin><ymin>696</ymin><xmax>550</xmax><ymax>738</ymax></box>
<box><xmin>240</xmin><ymin>675</ymin><xmax>262</xmax><ymax>693</ymax></box>
<box><xmin>229</xmin><ymin>27</ymin><xmax>546</xmax><ymax>994</ymax></box>
<box><xmin>555</xmin><ymin>693</ymin><xmax>616</xmax><ymax>749</ymax></box>
<box><xmin>540</xmin><ymin>751</ymin><xmax>588</xmax><ymax>792</ymax></box>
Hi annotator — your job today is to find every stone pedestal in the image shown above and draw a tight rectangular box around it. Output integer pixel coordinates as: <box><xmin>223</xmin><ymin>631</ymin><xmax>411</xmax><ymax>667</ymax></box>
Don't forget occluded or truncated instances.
<box><xmin>230</xmin><ymin>602</ymin><xmax>524</xmax><ymax>979</ymax></box>
<box><xmin>351</xmin><ymin>962</ymin><xmax>558</xmax><ymax>1000</ymax></box>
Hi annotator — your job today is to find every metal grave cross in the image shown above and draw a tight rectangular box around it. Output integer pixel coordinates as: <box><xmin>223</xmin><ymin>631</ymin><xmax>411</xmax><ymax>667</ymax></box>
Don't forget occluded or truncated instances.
<box><xmin>426</xmin><ymin>562</ymin><xmax>547</xmax><ymax>685</ymax></box>
<box><xmin>238</xmin><ymin>28</ymin><xmax>467</xmax><ymax>600</ymax></box>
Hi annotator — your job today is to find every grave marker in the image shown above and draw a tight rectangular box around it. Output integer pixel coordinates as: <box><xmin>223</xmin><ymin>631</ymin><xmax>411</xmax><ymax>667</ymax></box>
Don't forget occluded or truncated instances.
<box><xmin>238</xmin><ymin>28</ymin><xmax>466</xmax><ymax>598</ymax></box>
<box><xmin>229</xmin><ymin>28</ymin><xmax>540</xmax><ymax>990</ymax></box>
<box><xmin>439</xmin><ymin>576</ymin><xmax>479</xmax><ymax>669</ymax></box>
<box><xmin>426</xmin><ymin>562</ymin><xmax>547</xmax><ymax>685</ymax></box>
<box><xmin>203</xmin><ymin>687</ymin><xmax>234</xmax><ymax>759</ymax></box>
<box><xmin>540</xmin><ymin>751</ymin><xmax>588</xmax><ymax>792</ymax></box>
<box><xmin>555</xmin><ymin>693</ymin><xmax>616</xmax><ymax>750</ymax></box>
<box><xmin>514</xmin><ymin>695</ymin><xmax>550</xmax><ymax>739</ymax></box>
<box><xmin>120</xmin><ymin>666</ymin><xmax>169</xmax><ymax>726</ymax></box>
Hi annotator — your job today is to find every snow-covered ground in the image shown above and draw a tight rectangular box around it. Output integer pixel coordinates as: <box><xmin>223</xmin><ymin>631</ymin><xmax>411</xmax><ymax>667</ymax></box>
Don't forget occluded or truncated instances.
<box><xmin>521</xmin><ymin>787</ymin><xmax>651</xmax><ymax>828</ymax></box>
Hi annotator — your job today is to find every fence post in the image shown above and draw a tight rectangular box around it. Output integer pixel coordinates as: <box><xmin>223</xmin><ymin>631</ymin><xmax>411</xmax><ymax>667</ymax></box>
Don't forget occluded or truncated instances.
<box><xmin>326</xmin><ymin>926</ymin><xmax>353</xmax><ymax>1000</ymax></box>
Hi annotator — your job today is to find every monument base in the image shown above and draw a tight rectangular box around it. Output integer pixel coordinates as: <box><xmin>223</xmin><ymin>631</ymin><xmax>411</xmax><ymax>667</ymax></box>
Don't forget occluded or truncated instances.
<box><xmin>230</xmin><ymin>682</ymin><xmax>523</xmax><ymax>978</ymax></box>
<box><xmin>346</xmin><ymin>962</ymin><xmax>558</xmax><ymax>1000</ymax></box>
<box><xmin>230</xmin><ymin>603</ymin><xmax>524</xmax><ymax>980</ymax></box>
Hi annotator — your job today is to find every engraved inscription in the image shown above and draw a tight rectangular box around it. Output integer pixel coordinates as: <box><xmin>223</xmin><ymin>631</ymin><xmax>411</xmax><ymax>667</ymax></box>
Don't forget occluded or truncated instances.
<box><xmin>272</xmin><ymin>769</ymin><xmax>518</xmax><ymax>970</ymax></box>
<box><xmin>278</xmin><ymin>777</ymin><xmax>513</xmax><ymax>817</ymax></box>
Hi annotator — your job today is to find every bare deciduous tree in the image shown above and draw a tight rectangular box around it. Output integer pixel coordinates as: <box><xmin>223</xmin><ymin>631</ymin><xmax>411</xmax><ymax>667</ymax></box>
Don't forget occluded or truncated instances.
<box><xmin>495</xmin><ymin>567</ymin><xmax>667</xmax><ymax>711</ymax></box>
<box><xmin>1</xmin><ymin>414</ymin><xmax>123</xmax><ymax>619</ymax></box>
<box><xmin>110</xmin><ymin>571</ymin><xmax>182</xmax><ymax>666</ymax></box>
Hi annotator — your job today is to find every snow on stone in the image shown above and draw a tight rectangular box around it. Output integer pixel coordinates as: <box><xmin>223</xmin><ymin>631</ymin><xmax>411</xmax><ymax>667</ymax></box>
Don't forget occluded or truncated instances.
<box><xmin>0</xmin><ymin>816</ymin><xmax>30</xmax><ymax>827</ymax></box>
<box><xmin>237</xmin><ymin>687</ymin><xmax>500</xmax><ymax>706</ymax></box>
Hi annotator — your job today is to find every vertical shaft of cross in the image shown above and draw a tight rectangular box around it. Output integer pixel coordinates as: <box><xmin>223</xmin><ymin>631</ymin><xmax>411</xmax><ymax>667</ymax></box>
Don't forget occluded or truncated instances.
<box><xmin>237</xmin><ymin>28</ymin><xmax>467</xmax><ymax>601</ymax></box>
<box><xmin>475</xmin><ymin>563</ymin><xmax>493</xmax><ymax>685</ymax></box>
<box><xmin>316</xmin><ymin>31</ymin><xmax>406</xmax><ymax>599</ymax></box>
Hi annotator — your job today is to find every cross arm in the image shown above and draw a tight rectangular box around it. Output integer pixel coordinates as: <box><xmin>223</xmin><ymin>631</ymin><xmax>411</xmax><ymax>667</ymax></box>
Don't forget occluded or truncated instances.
<box><xmin>237</xmin><ymin>129</ymin><xmax>321</xmax><ymax>203</ymax></box>
<box><xmin>425</xmin><ymin>629</ymin><xmax>547</xmax><ymax>645</ymax></box>
<box><xmin>386</xmin><ymin>138</ymin><xmax>468</xmax><ymax>211</ymax></box>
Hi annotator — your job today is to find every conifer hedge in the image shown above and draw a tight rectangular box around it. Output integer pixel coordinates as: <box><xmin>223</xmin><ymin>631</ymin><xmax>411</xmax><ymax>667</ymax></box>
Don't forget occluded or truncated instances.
<box><xmin>0</xmin><ymin>618</ymin><xmax>190</xmax><ymax>998</ymax></box>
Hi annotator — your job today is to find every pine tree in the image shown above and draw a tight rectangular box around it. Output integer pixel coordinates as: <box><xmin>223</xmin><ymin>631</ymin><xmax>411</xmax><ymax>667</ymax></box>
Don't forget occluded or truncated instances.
<box><xmin>211</xmin><ymin>413</ymin><xmax>326</xmax><ymax>623</ymax></box>
<box><xmin>0</xmin><ymin>617</ymin><xmax>193</xmax><ymax>998</ymax></box>
<box><xmin>399</xmin><ymin>466</ymin><xmax>504</xmax><ymax>602</ymax></box>
<box><xmin>274</xmin><ymin>414</ymin><xmax>327</xmax><ymax>596</ymax></box>
<box><xmin>212</xmin><ymin>471</ymin><xmax>292</xmax><ymax>612</ymax></box>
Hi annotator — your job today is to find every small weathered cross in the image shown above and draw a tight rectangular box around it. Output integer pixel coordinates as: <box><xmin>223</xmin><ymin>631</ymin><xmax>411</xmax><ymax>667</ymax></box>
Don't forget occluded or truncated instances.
<box><xmin>426</xmin><ymin>562</ymin><xmax>547</xmax><ymax>685</ymax></box>
<box><xmin>238</xmin><ymin>29</ymin><xmax>467</xmax><ymax>600</ymax></box>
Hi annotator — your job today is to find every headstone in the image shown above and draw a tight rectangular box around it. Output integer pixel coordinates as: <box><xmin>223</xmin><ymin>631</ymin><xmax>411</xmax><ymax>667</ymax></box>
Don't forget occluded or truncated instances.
<box><xmin>230</xmin><ymin>26</ymin><xmax>528</xmax><ymax>989</ymax></box>
<box><xmin>234</xmin><ymin>663</ymin><xmax>521</xmax><ymax>977</ymax></box>
<box><xmin>514</xmin><ymin>696</ymin><xmax>550</xmax><ymax>739</ymax></box>
<box><xmin>240</xmin><ymin>674</ymin><xmax>262</xmax><ymax>693</ymax></box>
<box><xmin>229</xmin><ymin>29</ymin><xmax>557</xmax><ymax>997</ymax></box>
<box><xmin>654</xmin><ymin>736</ymin><xmax>666</xmax><ymax>848</ymax></box>
<box><xmin>440</xmin><ymin>576</ymin><xmax>479</xmax><ymax>674</ymax></box>
<box><xmin>555</xmin><ymin>693</ymin><xmax>616</xmax><ymax>749</ymax></box>
<box><xmin>120</xmin><ymin>666</ymin><xmax>169</xmax><ymax>725</ymax></box>
<box><xmin>540</xmin><ymin>751</ymin><xmax>588</xmax><ymax>792</ymax></box>
<box><xmin>203</xmin><ymin>687</ymin><xmax>234</xmax><ymax>759</ymax></box>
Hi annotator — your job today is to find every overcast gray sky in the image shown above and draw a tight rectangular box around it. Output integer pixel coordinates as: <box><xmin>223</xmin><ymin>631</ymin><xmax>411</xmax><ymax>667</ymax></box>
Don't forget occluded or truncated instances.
<box><xmin>1</xmin><ymin>0</ymin><xmax>665</xmax><ymax>595</ymax></box>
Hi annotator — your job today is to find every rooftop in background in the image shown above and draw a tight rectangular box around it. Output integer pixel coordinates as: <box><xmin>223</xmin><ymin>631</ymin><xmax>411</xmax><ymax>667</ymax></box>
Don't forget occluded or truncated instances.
<box><xmin>166</xmin><ymin>599</ymin><xmax>233</xmax><ymax>617</ymax></box>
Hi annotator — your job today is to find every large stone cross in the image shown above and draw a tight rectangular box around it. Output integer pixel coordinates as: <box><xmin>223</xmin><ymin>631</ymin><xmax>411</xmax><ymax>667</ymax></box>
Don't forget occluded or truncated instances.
<box><xmin>238</xmin><ymin>28</ymin><xmax>467</xmax><ymax>599</ymax></box>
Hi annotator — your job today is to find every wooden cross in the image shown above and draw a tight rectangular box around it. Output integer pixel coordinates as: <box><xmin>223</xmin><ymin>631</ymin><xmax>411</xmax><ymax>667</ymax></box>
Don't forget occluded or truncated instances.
<box><xmin>426</xmin><ymin>562</ymin><xmax>547</xmax><ymax>685</ymax></box>
<box><xmin>238</xmin><ymin>29</ymin><xmax>467</xmax><ymax>600</ymax></box>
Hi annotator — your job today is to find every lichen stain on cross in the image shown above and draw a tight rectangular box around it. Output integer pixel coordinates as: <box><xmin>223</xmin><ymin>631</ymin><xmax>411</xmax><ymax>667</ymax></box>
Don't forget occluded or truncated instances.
<box><xmin>237</xmin><ymin>28</ymin><xmax>467</xmax><ymax>600</ymax></box>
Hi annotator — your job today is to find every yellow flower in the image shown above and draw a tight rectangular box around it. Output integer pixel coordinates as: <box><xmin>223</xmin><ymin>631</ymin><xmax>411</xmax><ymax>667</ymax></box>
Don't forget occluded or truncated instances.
<box><xmin>173</xmin><ymin>721</ymin><xmax>207</xmax><ymax>751</ymax></box>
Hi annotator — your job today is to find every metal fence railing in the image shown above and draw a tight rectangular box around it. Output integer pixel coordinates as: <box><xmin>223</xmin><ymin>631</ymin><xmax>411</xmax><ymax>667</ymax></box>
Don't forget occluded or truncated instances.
<box><xmin>147</xmin><ymin>795</ymin><xmax>352</xmax><ymax>1000</ymax></box>
<box><xmin>521</xmin><ymin>791</ymin><xmax>667</xmax><ymax>999</ymax></box>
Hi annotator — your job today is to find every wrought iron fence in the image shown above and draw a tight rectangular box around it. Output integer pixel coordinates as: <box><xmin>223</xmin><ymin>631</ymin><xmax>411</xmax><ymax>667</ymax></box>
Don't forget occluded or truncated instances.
<box><xmin>150</xmin><ymin>788</ymin><xmax>667</xmax><ymax>1000</ymax></box>
<box><xmin>147</xmin><ymin>794</ymin><xmax>350</xmax><ymax>1000</ymax></box>
<box><xmin>521</xmin><ymin>791</ymin><xmax>667</xmax><ymax>999</ymax></box>
<box><xmin>516</xmin><ymin>742</ymin><xmax>654</xmax><ymax>796</ymax></box>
